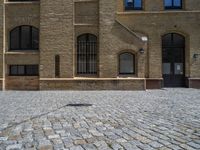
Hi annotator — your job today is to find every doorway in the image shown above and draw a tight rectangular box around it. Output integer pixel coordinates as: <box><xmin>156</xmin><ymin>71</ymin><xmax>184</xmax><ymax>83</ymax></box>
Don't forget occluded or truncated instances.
<box><xmin>162</xmin><ymin>33</ymin><xmax>185</xmax><ymax>87</ymax></box>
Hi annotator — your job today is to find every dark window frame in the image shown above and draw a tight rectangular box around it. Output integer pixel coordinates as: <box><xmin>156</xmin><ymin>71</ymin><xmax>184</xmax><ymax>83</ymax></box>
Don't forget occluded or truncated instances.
<box><xmin>9</xmin><ymin>65</ymin><xmax>39</xmax><ymax>76</ymax></box>
<box><xmin>119</xmin><ymin>52</ymin><xmax>136</xmax><ymax>75</ymax></box>
<box><xmin>10</xmin><ymin>25</ymin><xmax>39</xmax><ymax>51</ymax></box>
<box><xmin>164</xmin><ymin>0</ymin><xmax>182</xmax><ymax>10</ymax></box>
<box><xmin>124</xmin><ymin>0</ymin><xmax>143</xmax><ymax>10</ymax></box>
<box><xmin>55</xmin><ymin>55</ymin><xmax>60</xmax><ymax>78</ymax></box>
<box><xmin>77</xmin><ymin>33</ymin><xmax>98</xmax><ymax>75</ymax></box>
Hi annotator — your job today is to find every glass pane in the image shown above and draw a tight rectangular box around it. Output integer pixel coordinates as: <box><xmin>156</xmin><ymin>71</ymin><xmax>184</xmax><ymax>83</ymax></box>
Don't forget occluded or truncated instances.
<box><xmin>134</xmin><ymin>0</ymin><xmax>142</xmax><ymax>8</ymax></box>
<box><xmin>32</xmin><ymin>28</ymin><xmax>39</xmax><ymax>50</ymax></box>
<box><xmin>88</xmin><ymin>34</ymin><xmax>97</xmax><ymax>42</ymax></box>
<box><xmin>162</xmin><ymin>48</ymin><xmax>173</xmax><ymax>62</ymax></box>
<box><xmin>10</xmin><ymin>28</ymin><xmax>20</xmax><ymax>50</ymax></box>
<box><xmin>88</xmin><ymin>57</ymin><xmax>97</xmax><ymax>73</ymax></box>
<box><xmin>125</xmin><ymin>0</ymin><xmax>133</xmax><ymax>7</ymax></box>
<box><xmin>174</xmin><ymin>48</ymin><xmax>184</xmax><ymax>62</ymax></box>
<box><xmin>162</xmin><ymin>34</ymin><xmax>172</xmax><ymax>47</ymax></box>
<box><xmin>21</xmin><ymin>26</ymin><xmax>31</xmax><ymax>49</ymax></box>
<box><xmin>78</xmin><ymin>34</ymin><xmax>87</xmax><ymax>42</ymax></box>
<box><xmin>173</xmin><ymin>34</ymin><xmax>184</xmax><ymax>47</ymax></box>
<box><xmin>120</xmin><ymin>53</ymin><xmax>134</xmax><ymax>74</ymax></box>
<box><xmin>26</xmin><ymin>65</ymin><xmax>38</xmax><ymax>75</ymax></box>
<box><xmin>163</xmin><ymin>63</ymin><xmax>171</xmax><ymax>75</ymax></box>
<box><xmin>174</xmin><ymin>0</ymin><xmax>181</xmax><ymax>7</ymax></box>
<box><xmin>18</xmin><ymin>66</ymin><xmax>25</xmax><ymax>75</ymax></box>
<box><xmin>77</xmin><ymin>56</ymin><xmax>87</xmax><ymax>73</ymax></box>
<box><xmin>164</xmin><ymin>0</ymin><xmax>172</xmax><ymax>7</ymax></box>
<box><xmin>174</xmin><ymin>63</ymin><xmax>183</xmax><ymax>75</ymax></box>
<box><xmin>10</xmin><ymin>66</ymin><xmax>18</xmax><ymax>75</ymax></box>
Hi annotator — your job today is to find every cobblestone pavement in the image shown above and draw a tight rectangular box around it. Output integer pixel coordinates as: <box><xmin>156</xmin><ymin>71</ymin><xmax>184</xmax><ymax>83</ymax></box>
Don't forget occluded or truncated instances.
<box><xmin>0</xmin><ymin>88</ymin><xmax>200</xmax><ymax>150</ymax></box>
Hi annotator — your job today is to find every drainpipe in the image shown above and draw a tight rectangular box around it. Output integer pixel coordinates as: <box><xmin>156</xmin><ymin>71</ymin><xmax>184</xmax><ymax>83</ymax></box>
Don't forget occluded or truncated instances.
<box><xmin>2</xmin><ymin>0</ymin><xmax>6</xmax><ymax>91</ymax></box>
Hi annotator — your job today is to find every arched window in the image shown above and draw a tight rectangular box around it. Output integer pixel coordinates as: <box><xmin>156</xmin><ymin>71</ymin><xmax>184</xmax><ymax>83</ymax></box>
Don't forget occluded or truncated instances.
<box><xmin>119</xmin><ymin>52</ymin><xmax>135</xmax><ymax>74</ymax></box>
<box><xmin>10</xmin><ymin>25</ymin><xmax>39</xmax><ymax>50</ymax></box>
<box><xmin>164</xmin><ymin>0</ymin><xmax>182</xmax><ymax>9</ymax></box>
<box><xmin>77</xmin><ymin>33</ymin><xmax>97</xmax><ymax>74</ymax></box>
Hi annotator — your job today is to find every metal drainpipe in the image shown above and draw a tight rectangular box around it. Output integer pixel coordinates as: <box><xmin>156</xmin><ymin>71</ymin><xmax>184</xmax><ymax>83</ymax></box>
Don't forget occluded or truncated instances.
<box><xmin>2</xmin><ymin>0</ymin><xmax>6</xmax><ymax>91</ymax></box>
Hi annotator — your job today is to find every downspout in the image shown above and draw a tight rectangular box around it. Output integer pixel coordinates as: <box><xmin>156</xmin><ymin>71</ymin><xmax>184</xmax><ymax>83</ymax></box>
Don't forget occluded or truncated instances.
<box><xmin>2</xmin><ymin>0</ymin><xmax>5</xmax><ymax>90</ymax></box>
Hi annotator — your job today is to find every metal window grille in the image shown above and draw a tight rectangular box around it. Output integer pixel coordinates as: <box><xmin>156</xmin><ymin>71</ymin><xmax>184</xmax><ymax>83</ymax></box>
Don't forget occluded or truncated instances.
<box><xmin>77</xmin><ymin>34</ymin><xmax>97</xmax><ymax>74</ymax></box>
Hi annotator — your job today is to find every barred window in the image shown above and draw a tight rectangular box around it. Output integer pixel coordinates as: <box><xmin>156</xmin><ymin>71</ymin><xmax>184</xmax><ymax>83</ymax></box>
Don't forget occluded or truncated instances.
<box><xmin>10</xmin><ymin>25</ymin><xmax>39</xmax><ymax>50</ymax></box>
<box><xmin>77</xmin><ymin>34</ymin><xmax>97</xmax><ymax>74</ymax></box>
<box><xmin>119</xmin><ymin>53</ymin><xmax>135</xmax><ymax>74</ymax></box>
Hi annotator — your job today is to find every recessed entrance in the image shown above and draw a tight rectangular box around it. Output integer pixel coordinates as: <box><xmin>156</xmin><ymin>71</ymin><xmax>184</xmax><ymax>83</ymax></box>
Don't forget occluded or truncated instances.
<box><xmin>162</xmin><ymin>33</ymin><xmax>185</xmax><ymax>87</ymax></box>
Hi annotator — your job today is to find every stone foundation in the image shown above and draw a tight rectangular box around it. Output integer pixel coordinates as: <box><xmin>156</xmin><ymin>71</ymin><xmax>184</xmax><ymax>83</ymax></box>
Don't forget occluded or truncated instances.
<box><xmin>188</xmin><ymin>78</ymin><xmax>200</xmax><ymax>89</ymax></box>
<box><xmin>1</xmin><ymin>77</ymin><xmax>200</xmax><ymax>90</ymax></box>
<box><xmin>40</xmin><ymin>78</ymin><xmax>146</xmax><ymax>90</ymax></box>
<box><xmin>5</xmin><ymin>76</ymin><xmax>39</xmax><ymax>90</ymax></box>
<box><xmin>0</xmin><ymin>79</ymin><xmax>2</xmax><ymax>90</ymax></box>
<box><xmin>146</xmin><ymin>78</ymin><xmax>163</xmax><ymax>89</ymax></box>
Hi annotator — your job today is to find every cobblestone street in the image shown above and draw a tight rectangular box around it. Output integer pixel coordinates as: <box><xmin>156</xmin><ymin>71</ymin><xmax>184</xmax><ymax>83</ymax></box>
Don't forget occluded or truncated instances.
<box><xmin>0</xmin><ymin>88</ymin><xmax>200</xmax><ymax>150</ymax></box>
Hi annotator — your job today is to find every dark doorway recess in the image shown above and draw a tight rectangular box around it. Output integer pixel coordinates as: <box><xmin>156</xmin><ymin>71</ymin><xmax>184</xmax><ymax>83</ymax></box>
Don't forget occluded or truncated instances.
<box><xmin>162</xmin><ymin>33</ymin><xmax>185</xmax><ymax>87</ymax></box>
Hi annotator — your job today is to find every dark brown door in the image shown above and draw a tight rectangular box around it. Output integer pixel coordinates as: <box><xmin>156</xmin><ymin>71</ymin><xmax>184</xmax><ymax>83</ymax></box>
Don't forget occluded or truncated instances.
<box><xmin>162</xmin><ymin>33</ymin><xmax>185</xmax><ymax>87</ymax></box>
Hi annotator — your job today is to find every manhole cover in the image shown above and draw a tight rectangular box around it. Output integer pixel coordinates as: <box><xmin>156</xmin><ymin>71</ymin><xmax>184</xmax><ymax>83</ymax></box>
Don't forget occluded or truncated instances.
<box><xmin>66</xmin><ymin>103</ymin><xmax>93</xmax><ymax>107</ymax></box>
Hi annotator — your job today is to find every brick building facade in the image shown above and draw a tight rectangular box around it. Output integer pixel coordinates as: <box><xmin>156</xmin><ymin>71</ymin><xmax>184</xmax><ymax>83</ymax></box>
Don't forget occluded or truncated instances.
<box><xmin>0</xmin><ymin>0</ymin><xmax>200</xmax><ymax>90</ymax></box>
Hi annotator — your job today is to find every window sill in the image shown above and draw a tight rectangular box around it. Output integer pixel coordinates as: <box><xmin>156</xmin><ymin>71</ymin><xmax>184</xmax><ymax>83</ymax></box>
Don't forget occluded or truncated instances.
<box><xmin>5</xmin><ymin>50</ymin><xmax>39</xmax><ymax>55</ymax></box>
<box><xmin>4</xmin><ymin>1</ymin><xmax>40</xmax><ymax>4</ymax></box>
<box><xmin>75</xmin><ymin>74</ymin><xmax>99</xmax><ymax>78</ymax></box>
<box><xmin>118</xmin><ymin>74</ymin><xmax>137</xmax><ymax>78</ymax></box>
<box><xmin>8</xmin><ymin>75</ymin><xmax>39</xmax><ymax>77</ymax></box>
<box><xmin>40</xmin><ymin>78</ymin><xmax>145</xmax><ymax>81</ymax></box>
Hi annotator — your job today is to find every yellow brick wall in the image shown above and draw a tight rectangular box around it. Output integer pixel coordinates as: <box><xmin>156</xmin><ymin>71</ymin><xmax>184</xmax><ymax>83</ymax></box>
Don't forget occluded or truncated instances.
<box><xmin>40</xmin><ymin>0</ymin><xmax>74</xmax><ymax>78</ymax></box>
<box><xmin>0</xmin><ymin>0</ymin><xmax>199</xmax><ymax>90</ymax></box>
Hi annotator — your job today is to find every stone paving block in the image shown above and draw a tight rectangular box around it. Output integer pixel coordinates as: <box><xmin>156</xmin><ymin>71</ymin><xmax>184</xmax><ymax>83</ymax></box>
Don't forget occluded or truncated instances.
<box><xmin>38</xmin><ymin>139</ymin><xmax>52</xmax><ymax>149</ymax></box>
<box><xmin>6</xmin><ymin>144</ymin><xmax>22</xmax><ymax>150</ymax></box>
<box><xmin>111</xmin><ymin>143</ymin><xmax>124</xmax><ymax>150</ymax></box>
<box><xmin>167</xmin><ymin>144</ymin><xmax>183</xmax><ymax>150</ymax></box>
<box><xmin>74</xmin><ymin>139</ymin><xmax>87</xmax><ymax>145</ymax></box>
<box><xmin>180</xmin><ymin>143</ymin><xmax>198</xmax><ymax>150</ymax></box>
<box><xmin>0</xmin><ymin>137</ymin><xmax>8</xmax><ymax>141</ymax></box>
<box><xmin>48</xmin><ymin>134</ymin><xmax>60</xmax><ymax>139</ymax></box>
<box><xmin>94</xmin><ymin>141</ymin><xmax>112</xmax><ymax>150</ymax></box>
<box><xmin>149</xmin><ymin>141</ymin><xmax>163</xmax><ymax>148</ymax></box>
<box><xmin>82</xmin><ymin>144</ymin><xmax>97</xmax><ymax>150</ymax></box>
<box><xmin>187</xmin><ymin>142</ymin><xmax>200</xmax><ymax>149</ymax></box>
<box><xmin>89</xmin><ymin>130</ymin><xmax>104</xmax><ymax>137</ymax></box>
<box><xmin>70</xmin><ymin>145</ymin><xmax>84</xmax><ymax>150</ymax></box>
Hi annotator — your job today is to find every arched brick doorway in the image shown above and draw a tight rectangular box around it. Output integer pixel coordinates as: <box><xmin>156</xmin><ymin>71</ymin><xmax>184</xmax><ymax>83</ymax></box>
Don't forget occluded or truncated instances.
<box><xmin>162</xmin><ymin>33</ymin><xmax>185</xmax><ymax>87</ymax></box>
